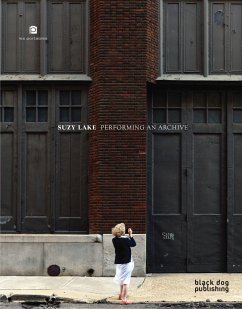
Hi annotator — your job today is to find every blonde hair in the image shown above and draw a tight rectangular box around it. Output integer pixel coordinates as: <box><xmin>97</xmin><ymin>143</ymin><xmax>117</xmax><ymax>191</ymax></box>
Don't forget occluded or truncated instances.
<box><xmin>112</xmin><ymin>223</ymin><xmax>125</xmax><ymax>237</ymax></box>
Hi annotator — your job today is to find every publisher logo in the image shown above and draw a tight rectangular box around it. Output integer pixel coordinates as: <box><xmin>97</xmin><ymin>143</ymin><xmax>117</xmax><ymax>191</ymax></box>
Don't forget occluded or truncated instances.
<box><xmin>19</xmin><ymin>26</ymin><xmax>47</xmax><ymax>41</ymax></box>
<box><xmin>29</xmin><ymin>25</ymin><xmax>37</xmax><ymax>35</ymax></box>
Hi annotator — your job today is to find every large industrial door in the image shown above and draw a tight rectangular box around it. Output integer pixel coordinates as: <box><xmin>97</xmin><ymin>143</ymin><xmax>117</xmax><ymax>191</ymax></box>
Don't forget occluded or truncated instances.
<box><xmin>227</xmin><ymin>92</ymin><xmax>242</xmax><ymax>272</ymax></box>
<box><xmin>0</xmin><ymin>84</ymin><xmax>88</xmax><ymax>233</ymax></box>
<box><xmin>186</xmin><ymin>91</ymin><xmax>226</xmax><ymax>272</ymax></box>
<box><xmin>148</xmin><ymin>86</ymin><xmax>242</xmax><ymax>273</ymax></box>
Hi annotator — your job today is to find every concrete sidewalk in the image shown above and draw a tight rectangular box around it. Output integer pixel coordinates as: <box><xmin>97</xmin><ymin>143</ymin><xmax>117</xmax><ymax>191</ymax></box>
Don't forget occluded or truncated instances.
<box><xmin>0</xmin><ymin>274</ymin><xmax>241</xmax><ymax>304</ymax></box>
<box><xmin>0</xmin><ymin>276</ymin><xmax>144</xmax><ymax>303</ymax></box>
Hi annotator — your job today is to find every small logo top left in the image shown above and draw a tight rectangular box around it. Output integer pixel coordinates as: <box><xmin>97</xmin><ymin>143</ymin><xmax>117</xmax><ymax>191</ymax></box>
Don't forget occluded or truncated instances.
<box><xmin>29</xmin><ymin>25</ymin><xmax>37</xmax><ymax>35</ymax></box>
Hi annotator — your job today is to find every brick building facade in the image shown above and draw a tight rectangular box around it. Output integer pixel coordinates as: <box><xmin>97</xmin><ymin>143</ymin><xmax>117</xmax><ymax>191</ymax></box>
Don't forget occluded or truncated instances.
<box><xmin>1</xmin><ymin>0</ymin><xmax>242</xmax><ymax>274</ymax></box>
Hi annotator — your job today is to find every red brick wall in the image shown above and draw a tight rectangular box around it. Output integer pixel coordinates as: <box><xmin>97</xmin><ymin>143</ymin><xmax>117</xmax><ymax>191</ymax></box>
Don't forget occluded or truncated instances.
<box><xmin>147</xmin><ymin>0</ymin><xmax>160</xmax><ymax>81</ymax></box>
<box><xmin>88</xmin><ymin>0</ymin><xmax>159</xmax><ymax>234</ymax></box>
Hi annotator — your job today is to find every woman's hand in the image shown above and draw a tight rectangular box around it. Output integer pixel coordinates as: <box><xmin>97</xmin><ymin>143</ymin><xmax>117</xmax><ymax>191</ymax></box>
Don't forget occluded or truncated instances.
<box><xmin>128</xmin><ymin>228</ymin><xmax>133</xmax><ymax>237</ymax></box>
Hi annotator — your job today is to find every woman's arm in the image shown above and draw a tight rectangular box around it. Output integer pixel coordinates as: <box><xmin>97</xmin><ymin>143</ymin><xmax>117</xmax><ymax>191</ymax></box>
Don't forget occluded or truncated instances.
<box><xmin>128</xmin><ymin>228</ymin><xmax>136</xmax><ymax>247</ymax></box>
<box><xmin>129</xmin><ymin>237</ymin><xmax>136</xmax><ymax>247</ymax></box>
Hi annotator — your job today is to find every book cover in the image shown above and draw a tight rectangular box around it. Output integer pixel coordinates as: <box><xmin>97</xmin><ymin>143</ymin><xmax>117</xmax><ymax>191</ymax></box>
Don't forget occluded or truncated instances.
<box><xmin>0</xmin><ymin>0</ymin><xmax>242</xmax><ymax>305</ymax></box>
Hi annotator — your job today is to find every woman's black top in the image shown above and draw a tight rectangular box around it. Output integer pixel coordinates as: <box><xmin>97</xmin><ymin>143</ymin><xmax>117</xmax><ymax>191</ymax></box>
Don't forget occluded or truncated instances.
<box><xmin>112</xmin><ymin>236</ymin><xmax>136</xmax><ymax>264</ymax></box>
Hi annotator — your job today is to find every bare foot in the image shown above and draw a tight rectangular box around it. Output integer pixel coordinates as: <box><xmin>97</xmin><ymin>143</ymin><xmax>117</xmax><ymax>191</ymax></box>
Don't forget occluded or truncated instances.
<box><xmin>121</xmin><ymin>300</ymin><xmax>132</xmax><ymax>305</ymax></box>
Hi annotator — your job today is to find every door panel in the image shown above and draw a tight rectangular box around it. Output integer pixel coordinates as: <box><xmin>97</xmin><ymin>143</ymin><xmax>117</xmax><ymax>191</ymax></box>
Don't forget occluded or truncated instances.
<box><xmin>188</xmin><ymin>133</ymin><xmax>226</xmax><ymax>272</ymax></box>
<box><xmin>153</xmin><ymin>134</ymin><xmax>181</xmax><ymax>214</ymax></box>
<box><xmin>2</xmin><ymin>0</ymin><xmax>40</xmax><ymax>73</ymax></box>
<box><xmin>184</xmin><ymin>2</ymin><xmax>202</xmax><ymax>72</ymax></box>
<box><xmin>165</xmin><ymin>2</ymin><xmax>181</xmax><ymax>72</ymax></box>
<box><xmin>209</xmin><ymin>1</ymin><xmax>242</xmax><ymax>73</ymax></box>
<box><xmin>25</xmin><ymin>133</ymin><xmax>49</xmax><ymax>217</ymax></box>
<box><xmin>55</xmin><ymin>88</ymin><xmax>88</xmax><ymax>232</ymax></box>
<box><xmin>48</xmin><ymin>2</ymin><xmax>65</xmax><ymax>72</ymax></box>
<box><xmin>0</xmin><ymin>133</ymin><xmax>17</xmax><ymax>231</ymax></box>
<box><xmin>0</xmin><ymin>89</ymin><xmax>18</xmax><ymax>231</ymax></box>
<box><xmin>69</xmin><ymin>2</ymin><xmax>85</xmax><ymax>71</ymax></box>
<box><xmin>234</xmin><ymin>134</ymin><xmax>242</xmax><ymax>213</ymax></box>
<box><xmin>148</xmin><ymin>87</ymin><xmax>227</xmax><ymax>273</ymax></box>
<box><xmin>149</xmin><ymin>216</ymin><xmax>187</xmax><ymax>272</ymax></box>
<box><xmin>2</xmin><ymin>2</ymin><xmax>19</xmax><ymax>72</ymax></box>
<box><xmin>22</xmin><ymin>1</ymin><xmax>40</xmax><ymax>72</ymax></box>
<box><xmin>189</xmin><ymin>216</ymin><xmax>226</xmax><ymax>271</ymax></box>
<box><xmin>55</xmin><ymin>133</ymin><xmax>87</xmax><ymax>231</ymax></box>
<box><xmin>151</xmin><ymin>133</ymin><xmax>186</xmax><ymax>271</ymax></box>
<box><xmin>22</xmin><ymin>132</ymin><xmax>50</xmax><ymax>232</ymax></box>
<box><xmin>21</xmin><ymin>89</ymin><xmax>51</xmax><ymax>232</ymax></box>
<box><xmin>148</xmin><ymin>90</ymin><xmax>187</xmax><ymax>272</ymax></box>
<box><xmin>188</xmin><ymin>90</ymin><xmax>227</xmax><ymax>272</ymax></box>
<box><xmin>164</xmin><ymin>1</ymin><xmax>202</xmax><ymax>73</ymax></box>
<box><xmin>0</xmin><ymin>85</ymin><xmax>88</xmax><ymax>233</ymax></box>
<box><xmin>230</xmin><ymin>3</ymin><xmax>242</xmax><ymax>72</ymax></box>
<box><xmin>48</xmin><ymin>0</ymin><xmax>86</xmax><ymax>73</ymax></box>
<box><xmin>227</xmin><ymin>92</ymin><xmax>242</xmax><ymax>271</ymax></box>
<box><xmin>210</xmin><ymin>3</ymin><xmax>226</xmax><ymax>73</ymax></box>
<box><xmin>193</xmin><ymin>134</ymin><xmax>222</xmax><ymax>215</ymax></box>
<box><xmin>148</xmin><ymin>131</ymin><xmax>187</xmax><ymax>272</ymax></box>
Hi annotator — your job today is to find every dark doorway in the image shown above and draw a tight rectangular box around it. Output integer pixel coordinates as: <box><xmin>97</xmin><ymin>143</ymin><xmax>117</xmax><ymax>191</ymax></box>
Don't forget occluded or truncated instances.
<box><xmin>147</xmin><ymin>85</ymin><xmax>242</xmax><ymax>273</ymax></box>
<box><xmin>0</xmin><ymin>84</ymin><xmax>88</xmax><ymax>233</ymax></box>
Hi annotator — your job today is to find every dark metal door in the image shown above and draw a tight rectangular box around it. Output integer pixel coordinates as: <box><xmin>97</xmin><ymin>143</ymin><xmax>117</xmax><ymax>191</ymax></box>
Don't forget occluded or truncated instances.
<box><xmin>147</xmin><ymin>90</ymin><xmax>188</xmax><ymax>272</ymax></box>
<box><xmin>210</xmin><ymin>1</ymin><xmax>242</xmax><ymax>73</ymax></box>
<box><xmin>186</xmin><ymin>90</ymin><xmax>226</xmax><ymax>272</ymax></box>
<box><xmin>47</xmin><ymin>0</ymin><xmax>86</xmax><ymax>73</ymax></box>
<box><xmin>162</xmin><ymin>0</ymin><xmax>242</xmax><ymax>75</ymax></box>
<box><xmin>0</xmin><ymin>88</ymin><xmax>18</xmax><ymax>231</ymax></box>
<box><xmin>148</xmin><ymin>86</ymin><xmax>227</xmax><ymax>273</ymax></box>
<box><xmin>163</xmin><ymin>0</ymin><xmax>203</xmax><ymax>74</ymax></box>
<box><xmin>2</xmin><ymin>0</ymin><xmax>40</xmax><ymax>73</ymax></box>
<box><xmin>227</xmin><ymin>91</ymin><xmax>242</xmax><ymax>272</ymax></box>
<box><xmin>21</xmin><ymin>87</ymin><xmax>52</xmax><ymax>232</ymax></box>
<box><xmin>54</xmin><ymin>88</ymin><xmax>88</xmax><ymax>232</ymax></box>
<box><xmin>0</xmin><ymin>84</ymin><xmax>88</xmax><ymax>233</ymax></box>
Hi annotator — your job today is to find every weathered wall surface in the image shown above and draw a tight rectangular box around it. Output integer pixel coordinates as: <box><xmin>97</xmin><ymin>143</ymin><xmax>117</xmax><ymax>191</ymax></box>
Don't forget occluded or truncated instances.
<box><xmin>0</xmin><ymin>234</ymin><xmax>145</xmax><ymax>276</ymax></box>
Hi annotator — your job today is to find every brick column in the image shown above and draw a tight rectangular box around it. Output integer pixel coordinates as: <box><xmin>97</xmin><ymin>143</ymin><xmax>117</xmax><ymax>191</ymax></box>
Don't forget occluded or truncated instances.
<box><xmin>88</xmin><ymin>0</ymin><xmax>159</xmax><ymax>233</ymax></box>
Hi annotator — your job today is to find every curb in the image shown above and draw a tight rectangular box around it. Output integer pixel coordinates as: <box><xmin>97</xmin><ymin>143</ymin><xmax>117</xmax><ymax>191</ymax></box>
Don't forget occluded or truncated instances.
<box><xmin>8</xmin><ymin>294</ymin><xmax>49</xmax><ymax>302</ymax></box>
<box><xmin>1</xmin><ymin>294</ymin><xmax>86</xmax><ymax>305</ymax></box>
<box><xmin>2</xmin><ymin>295</ymin><xmax>242</xmax><ymax>307</ymax></box>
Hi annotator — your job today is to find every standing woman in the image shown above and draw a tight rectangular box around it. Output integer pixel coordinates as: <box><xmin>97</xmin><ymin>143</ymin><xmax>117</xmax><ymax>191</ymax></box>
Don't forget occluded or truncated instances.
<box><xmin>112</xmin><ymin>223</ymin><xmax>136</xmax><ymax>305</ymax></box>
